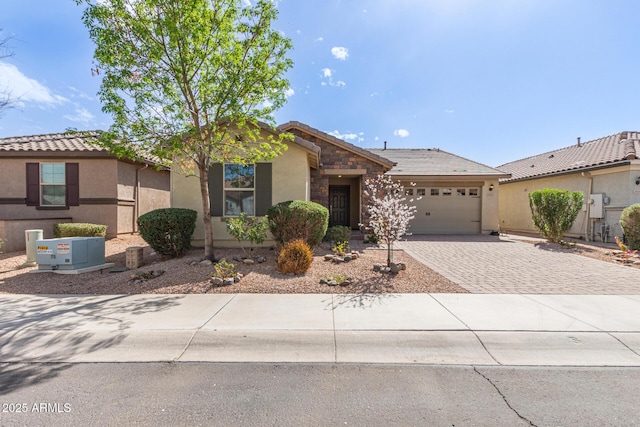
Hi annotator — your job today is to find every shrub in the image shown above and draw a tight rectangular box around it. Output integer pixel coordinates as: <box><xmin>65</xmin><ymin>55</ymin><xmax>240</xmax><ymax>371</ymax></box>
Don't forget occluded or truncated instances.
<box><xmin>332</xmin><ymin>240</ymin><xmax>350</xmax><ymax>256</ymax></box>
<box><xmin>226</xmin><ymin>213</ymin><xmax>269</xmax><ymax>256</ymax></box>
<box><xmin>0</xmin><ymin>237</ymin><xmax>4</xmax><ymax>254</ymax></box>
<box><xmin>276</xmin><ymin>239</ymin><xmax>313</xmax><ymax>274</ymax></box>
<box><xmin>620</xmin><ymin>203</ymin><xmax>640</xmax><ymax>250</ymax></box>
<box><xmin>326</xmin><ymin>225</ymin><xmax>351</xmax><ymax>244</ymax></box>
<box><xmin>53</xmin><ymin>223</ymin><xmax>107</xmax><ymax>238</ymax></box>
<box><xmin>529</xmin><ymin>189</ymin><xmax>583</xmax><ymax>243</ymax></box>
<box><xmin>137</xmin><ymin>208</ymin><xmax>197</xmax><ymax>257</ymax></box>
<box><xmin>267</xmin><ymin>200</ymin><xmax>329</xmax><ymax>248</ymax></box>
<box><xmin>211</xmin><ymin>259</ymin><xmax>237</xmax><ymax>279</ymax></box>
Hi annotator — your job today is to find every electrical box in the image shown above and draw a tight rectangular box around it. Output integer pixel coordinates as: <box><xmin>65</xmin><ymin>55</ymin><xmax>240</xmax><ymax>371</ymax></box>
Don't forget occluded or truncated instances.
<box><xmin>36</xmin><ymin>237</ymin><xmax>106</xmax><ymax>271</ymax></box>
<box><xmin>589</xmin><ymin>194</ymin><xmax>604</xmax><ymax>219</ymax></box>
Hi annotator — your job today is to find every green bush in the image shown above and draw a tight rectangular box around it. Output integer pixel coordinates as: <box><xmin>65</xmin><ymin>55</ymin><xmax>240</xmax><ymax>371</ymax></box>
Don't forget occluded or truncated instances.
<box><xmin>226</xmin><ymin>212</ymin><xmax>269</xmax><ymax>256</ymax></box>
<box><xmin>267</xmin><ymin>200</ymin><xmax>329</xmax><ymax>248</ymax></box>
<box><xmin>0</xmin><ymin>237</ymin><xmax>4</xmax><ymax>254</ymax></box>
<box><xmin>326</xmin><ymin>225</ymin><xmax>351</xmax><ymax>243</ymax></box>
<box><xmin>620</xmin><ymin>204</ymin><xmax>640</xmax><ymax>250</ymax></box>
<box><xmin>53</xmin><ymin>223</ymin><xmax>107</xmax><ymax>238</ymax></box>
<box><xmin>137</xmin><ymin>208</ymin><xmax>197</xmax><ymax>257</ymax></box>
<box><xmin>276</xmin><ymin>239</ymin><xmax>313</xmax><ymax>274</ymax></box>
<box><xmin>529</xmin><ymin>189</ymin><xmax>583</xmax><ymax>243</ymax></box>
<box><xmin>211</xmin><ymin>260</ymin><xmax>237</xmax><ymax>279</ymax></box>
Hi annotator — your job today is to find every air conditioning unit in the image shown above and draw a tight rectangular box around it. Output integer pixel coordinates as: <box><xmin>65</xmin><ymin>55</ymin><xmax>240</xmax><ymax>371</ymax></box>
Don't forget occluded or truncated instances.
<box><xmin>36</xmin><ymin>237</ymin><xmax>106</xmax><ymax>271</ymax></box>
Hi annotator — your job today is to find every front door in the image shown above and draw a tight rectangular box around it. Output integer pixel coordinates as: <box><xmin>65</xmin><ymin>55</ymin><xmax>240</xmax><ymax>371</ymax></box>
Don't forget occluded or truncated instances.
<box><xmin>329</xmin><ymin>185</ymin><xmax>350</xmax><ymax>227</ymax></box>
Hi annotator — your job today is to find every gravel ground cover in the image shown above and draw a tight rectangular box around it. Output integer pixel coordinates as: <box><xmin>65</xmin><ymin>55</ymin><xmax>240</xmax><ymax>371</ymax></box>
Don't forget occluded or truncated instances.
<box><xmin>0</xmin><ymin>235</ymin><xmax>466</xmax><ymax>294</ymax></box>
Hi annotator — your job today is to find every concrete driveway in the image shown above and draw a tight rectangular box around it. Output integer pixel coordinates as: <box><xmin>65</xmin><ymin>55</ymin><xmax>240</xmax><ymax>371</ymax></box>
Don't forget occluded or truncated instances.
<box><xmin>396</xmin><ymin>235</ymin><xmax>640</xmax><ymax>294</ymax></box>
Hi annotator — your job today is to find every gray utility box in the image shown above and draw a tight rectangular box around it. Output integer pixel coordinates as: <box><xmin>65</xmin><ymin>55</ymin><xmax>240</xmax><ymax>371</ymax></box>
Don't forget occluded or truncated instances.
<box><xmin>36</xmin><ymin>237</ymin><xmax>106</xmax><ymax>271</ymax></box>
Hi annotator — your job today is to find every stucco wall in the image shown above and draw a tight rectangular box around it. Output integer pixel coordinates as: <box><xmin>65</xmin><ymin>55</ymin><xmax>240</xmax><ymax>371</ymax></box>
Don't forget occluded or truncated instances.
<box><xmin>171</xmin><ymin>141</ymin><xmax>312</xmax><ymax>247</ymax></box>
<box><xmin>498</xmin><ymin>165</ymin><xmax>640</xmax><ymax>241</ymax></box>
<box><xmin>0</xmin><ymin>157</ymin><xmax>170</xmax><ymax>250</ymax></box>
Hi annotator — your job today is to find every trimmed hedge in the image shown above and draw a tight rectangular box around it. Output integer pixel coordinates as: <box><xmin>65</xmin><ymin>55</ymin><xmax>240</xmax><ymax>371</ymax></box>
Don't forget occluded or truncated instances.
<box><xmin>137</xmin><ymin>208</ymin><xmax>197</xmax><ymax>257</ymax></box>
<box><xmin>54</xmin><ymin>223</ymin><xmax>107</xmax><ymax>238</ymax></box>
<box><xmin>326</xmin><ymin>225</ymin><xmax>351</xmax><ymax>243</ymax></box>
<box><xmin>620</xmin><ymin>203</ymin><xmax>640</xmax><ymax>250</ymax></box>
<box><xmin>267</xmin><ymin>200</ymin><xmax>328</xmax><ymax>248</ymax></box>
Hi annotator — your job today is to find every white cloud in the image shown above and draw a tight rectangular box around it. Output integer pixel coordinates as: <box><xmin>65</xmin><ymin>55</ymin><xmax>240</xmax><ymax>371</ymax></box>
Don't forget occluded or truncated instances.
<box><xmin>315</xmin><ymin>37</ymin><xmax>324</xmax><ymax>42</ymax></box>
<box><xmin>320</xmin><ymin>68</ymin><xmax>345</xmax><ymax>88</ymax></box>
<box><xmin>0</xmin><ymin>62</ymin><xmax>68</xmax><ymax>106</ymax></box>
<box><xmin>394</xmin><ymin>129</ymin><xmax>410</xmax><ymax>138</ymax></box>
<box><xmin>445</xmin><ymin>109</ymin><xmax>454</xmax><ymax>113</ymax></box>
<box><xmin>327</xmin><ymin>130</ymin><xmax>364</xmax><ymax>143</ymax></box>
<box><xmin>370</xmin><ymin>92</ymin><xmax>378</xmax><ymax>97</ymax></box>
<box><xmin>285</xmin><ymin>88</ymin><xmax>295</xmax><ymax>97</ymax></box>
<box><xmin>64</xmin><ymin>107</ymin><xmax>95</xmax><ymax>124</ymax></box>
<box><xmin>331</xmin><ymin>46</ymin><xmax>349</xmax><ymax>60</ymax></box>
<box><xmin>335</xmin><ymin>81</ymin><xmax>346</xmax><ymax>87</ymax></box>
<box><xmin>322</xmin><ymin>68</ymin><xmax>332</xmax><ymax>78</ymax></box>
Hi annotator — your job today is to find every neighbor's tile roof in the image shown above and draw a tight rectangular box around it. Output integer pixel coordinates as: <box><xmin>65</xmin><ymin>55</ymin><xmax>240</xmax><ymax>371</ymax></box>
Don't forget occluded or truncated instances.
<box><xmin>0</xmin><ymin>131</ymin><xmax>107</xmax><ymax>153</ymax></box>
<box><xmin>369</xmin><ymin>148</ymin><xmax>510</xmax><ymax>178</ymax></box>
<box><xmin>497</xmin><ymin>131</ymin><xmax>640</xmax><ymax>183</ymax></box>
<box><xmin>0</xmin><ymin>131</ymin><xmax>168</xmax><ymax>168</ymax></box>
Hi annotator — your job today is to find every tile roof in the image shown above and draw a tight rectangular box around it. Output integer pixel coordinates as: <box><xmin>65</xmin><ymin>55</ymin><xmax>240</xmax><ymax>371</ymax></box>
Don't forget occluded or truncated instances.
<box><xmin>497</xmin><ymin>131</ymin><xmax>640</xmax><ymax>183</ymax></box>
<box><xmin>278</xmin><ymin>121</ymin><xmax>395</xmax><ymax>169</ymax></box>
<box><xmin>369</xmin><ymin>148</ymin><xmax>510</xmax><ymax>178</ymax></box>
<box><xmin>0</xmin><ymin>131</ymin><xmax>107</xmax><ymax>153</ymax></box>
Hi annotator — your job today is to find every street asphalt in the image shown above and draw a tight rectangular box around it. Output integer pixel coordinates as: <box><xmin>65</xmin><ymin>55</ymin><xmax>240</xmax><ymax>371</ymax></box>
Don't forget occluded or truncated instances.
<box><xmin>1</xmin><ymin>293</ymin><xmax>639</xmax><ymax>366</ymax></box>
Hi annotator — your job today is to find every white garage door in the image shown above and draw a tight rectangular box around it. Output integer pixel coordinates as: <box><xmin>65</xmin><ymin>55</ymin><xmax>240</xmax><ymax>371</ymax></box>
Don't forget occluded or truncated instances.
<box><xmin>408</xmin><ymin>187</ymin><xmax>481</xmax><ymax>234</ymax></box>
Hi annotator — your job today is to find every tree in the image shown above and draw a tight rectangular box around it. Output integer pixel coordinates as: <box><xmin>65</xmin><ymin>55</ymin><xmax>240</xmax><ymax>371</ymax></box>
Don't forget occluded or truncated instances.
<box><xmin>75</xmin><ymin>0</ymin><xmax>293</xmax><ymax>260</ymax></box>
<box><xmin>0</xmin><ymin>28</ymin><xmax>14</xmax><ymax>117</ymax></box>
<box><xmin>528</xmin><ymin>188</ymin><xmax>583</xmax><ymax>243</ymax></box>
<box><xmin>361</xmin><ymin>174</ymin><xmax>417</xmax><ymax>266</ymax></box>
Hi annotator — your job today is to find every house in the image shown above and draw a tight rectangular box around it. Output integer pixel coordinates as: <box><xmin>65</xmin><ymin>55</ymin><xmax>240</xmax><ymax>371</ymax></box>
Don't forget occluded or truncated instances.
<box><xmin>497</xmin><ymin>131</ymin><xmax>640</xmax><ymax>242</ymax></box>
<box><xmin>172</xmin><ymin>121</ymin><xmax>509</xmax><ymax>246</ymax></box>
<box><xmin>0</xmin><ymin>132</ymin><xmax>171</xmax><ymax>252</ymax></box>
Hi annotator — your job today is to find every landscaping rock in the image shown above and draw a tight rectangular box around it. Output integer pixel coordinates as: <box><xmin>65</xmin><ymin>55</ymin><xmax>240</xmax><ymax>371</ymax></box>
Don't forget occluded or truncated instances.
<box><xmin>256</xmin><ymin>256</ymin><xmax>266</xmax><ymax>263</ymax></box>
<box><xmin>350</xmin><ymin>252</ymin><xmax>359</xmax><ymax>259</ymax></box>
<box><xmin>343</xmin><ymin>255</ymin><xmax>352</xmax><ymax>262</ymax></box>
<box><xmin>233</xmin><ymin>256</ymin><xmax>243</xmax><ymax>262</ymax></box>
<box><xmin>243</xmin><ymin>258</ymin><xmax>255</xmax><ymax>265</ymax></box>
<box><xmin>319</xmin><ymin>278</ymin><xmax>328</xmax><ymax>285</ymax></box>
<box><xmin>380</xmin><ymin>267</ymin><xmax>391</xmax><ymax>274</ymax></box>
<box><xmin>373</xmin><ymin>263</ymin><xmax>383</xmax><ymax>272</ymax></box>
<box><xmin>324</xmin><ymin>254</ymin><xmax>334</xmax><ymax>261</ymax></box>
<box><xmin>327</xmin><ymin>280</ymin><xmax>338</xmax><ymax>286</ymax></box>
<box><xmin>233</xmin><ymin>276</ymin><xmax>241</xmax><ymax>283</ymax></box>
<box><xmin>199</xmin><ymin>259</ymin><xmax>213</xmax><ymax>266</ymax></box>
<box><xmin>332</xmin><ymin>257</ymin><xmax>344</xmax><ymax>263</ymax></box>
<box><xmin>223</xmin><ymin>278</ymin><xmax>235</xmax><ymax>286</ymax></box>
<box><xmin>339</xmin><ymin>280</ymin><xmax>351</xmax><ymax>286</ymax></box>
<box><xmin>211</xmin><ymin>277</ymin><xmax>224</xmax><ymax>286</ymax></box>
<box><xmin>390</xmin><ymin>264</ymin><xmax>401</xmax><ymax>274</ymax></box>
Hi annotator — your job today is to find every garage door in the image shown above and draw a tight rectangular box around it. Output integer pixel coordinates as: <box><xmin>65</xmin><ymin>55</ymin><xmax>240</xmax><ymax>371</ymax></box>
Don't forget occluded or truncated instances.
<box><xmin>408</xmin><ymin>187</ymin><xmax>481</xmax><ymax>234</ymax></box>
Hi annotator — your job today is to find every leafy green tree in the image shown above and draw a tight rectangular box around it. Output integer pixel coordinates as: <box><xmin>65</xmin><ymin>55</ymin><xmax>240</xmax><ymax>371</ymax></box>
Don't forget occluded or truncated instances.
<box><xmin>529</xmin><ymin>188</ymin><xmax>583</xmax><ymax>243</ymax></box>
<box><xmin>75</xmin><ymin>0</ymin><xmax>293</xmax><ymax>260</ymax></box>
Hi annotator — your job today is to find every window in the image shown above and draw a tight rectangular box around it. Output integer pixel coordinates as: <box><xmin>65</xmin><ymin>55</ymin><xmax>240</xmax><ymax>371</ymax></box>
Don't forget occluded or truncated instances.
<box><xmin>40</xmin><ymin>163</ymin><xmax>66</xmax><ymax>206</ymax></box>
<box><xmin>442</xmin><ymin>188</ymin><xmax>452</xmax><ymax>196</ymax></box>
<box><xmin>224</xmin><ymin>164</ymin><xmax>254</xmax><ymax>216</ymax></box>
<box><xmin>430</xmin><ymin>188</ymin><xmax>439</xmax><ymax>196</ymax></box>
<box><xmin>417</xmin><ymin>189</ymin><xmax>426</xmax><ymax>197</ymax></box>
<box><xmin>457</xmin><ymin>188</ymin><xmax>466</xmax><ymax>196</ymax></box>
<box><xmin>405</xmin><ymin>188</ymin><xmax>414</xmax><ymax>196</ymax></box>
<box><xmin>469</xmin><ymin>188</ymin><xmax>479</xmax><ymax>196</ymax></box>
<box><xmin>26</xmin><ymin>162</ymin><xmax>79</xmax><ymax>208</ymax></box>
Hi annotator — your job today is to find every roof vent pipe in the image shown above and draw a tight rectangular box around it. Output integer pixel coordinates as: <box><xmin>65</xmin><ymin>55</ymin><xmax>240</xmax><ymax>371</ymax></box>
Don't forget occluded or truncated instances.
<box><xmin>577</xmin><ymin>137</ymin><xmax>581</xmax><ymax>147</ymax></box>
<box><xmin>383</xmin><ymin>141</ymin><xmax>387</xmax><ymax>150</ymax></box>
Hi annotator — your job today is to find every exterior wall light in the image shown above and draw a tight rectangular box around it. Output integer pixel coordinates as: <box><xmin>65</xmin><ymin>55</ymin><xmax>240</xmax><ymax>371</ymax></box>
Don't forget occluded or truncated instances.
<box><xmin>489</xmin><ymin>183</ymin><xmax>495</xmax><ymax>191</ymax></box>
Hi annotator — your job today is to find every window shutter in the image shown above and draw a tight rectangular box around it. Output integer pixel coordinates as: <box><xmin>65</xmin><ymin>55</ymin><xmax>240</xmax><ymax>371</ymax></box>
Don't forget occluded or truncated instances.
<box><xmin>26</xmin><ymin>163</ymin><xmax>40</xmax><ymax>206</ymax></box>
<box><xmin>209</xmin><ymin>163</ymin><xmax>224</xmax><ymax>216</ymax></box>
<box><xmin>66</xmin><ymin>163</ymin><xmax>80</xmax><ymax>206</ymax></box>
<box><xmin>255</xmin><ymin>163</ymin><xmax>272</xmax><ymax>216</ymax></box>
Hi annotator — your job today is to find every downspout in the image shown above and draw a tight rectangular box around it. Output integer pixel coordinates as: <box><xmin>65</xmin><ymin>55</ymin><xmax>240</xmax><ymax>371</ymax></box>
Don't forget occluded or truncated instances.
<box><xmin>134</xmin><ymin>164</ymin><xmax>149</xmax><ymax>233</ymax></box>
<box><xmin>582</xmin><ymin>171</ymin><xmax>592</xmax><ymax>241</ymax></box>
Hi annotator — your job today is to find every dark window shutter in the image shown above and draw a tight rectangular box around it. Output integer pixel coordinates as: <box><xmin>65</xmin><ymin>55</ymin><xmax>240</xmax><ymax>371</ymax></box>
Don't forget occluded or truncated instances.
<box><xmin>209</xmin><ymin>163</ymin><xmax>224</xmax><ymax>216</ymax></box>
<box><xmin>255</xmin><ymin>163</ymin><xmax>272</xmax><ymax>216</ymax></box>
<box><xmin>65</xmin><ymin>163</ymin><xmax>80</xmax><ymax>206</ymax></box>
<box><xmin>26</xmin><ymin>163</ymin><xmax>40</xmax><ymax>206</ymax></box>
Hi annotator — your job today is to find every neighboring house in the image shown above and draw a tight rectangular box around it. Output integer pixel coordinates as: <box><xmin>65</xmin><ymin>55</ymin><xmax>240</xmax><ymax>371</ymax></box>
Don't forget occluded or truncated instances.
<box><xmin>172</xmin><ymin>121</ymin><xmax>509</xmax><ymax>246</ymax></box>
<box><xmin>497</xmin><ymin>131</ymin><xmax>640</xmax><ymax>242</ymax></box>
<box><xmin>0</xmin><ymin>132</ymin><xmax>171</xmax><ymax>252</ymax></box>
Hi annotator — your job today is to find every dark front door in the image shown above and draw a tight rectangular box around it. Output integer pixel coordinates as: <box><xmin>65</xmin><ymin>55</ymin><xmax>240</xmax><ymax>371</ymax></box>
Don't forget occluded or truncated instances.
<box><xmin>329</xmin><ymin>185</ymin><xmax>350</xmax><ymax>227</ymax></box>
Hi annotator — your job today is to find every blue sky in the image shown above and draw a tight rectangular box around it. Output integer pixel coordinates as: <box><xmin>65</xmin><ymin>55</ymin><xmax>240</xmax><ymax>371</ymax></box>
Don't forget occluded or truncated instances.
<box><xmin>1</xmin><ymin>0</ymin><xmax>639</xmax><ymax>167</ymax></box>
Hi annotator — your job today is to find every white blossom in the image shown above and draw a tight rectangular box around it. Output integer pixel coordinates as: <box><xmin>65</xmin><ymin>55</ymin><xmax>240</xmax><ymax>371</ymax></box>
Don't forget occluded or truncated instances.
<box><xmin>361</xmin><ymin>174</ymin><xmax>417</xmax><ymax>266</ymax></box>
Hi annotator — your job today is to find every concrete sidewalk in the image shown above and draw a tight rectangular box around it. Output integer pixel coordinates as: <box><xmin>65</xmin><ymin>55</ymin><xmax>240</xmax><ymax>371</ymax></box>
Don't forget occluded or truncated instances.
<box><xmin>1</xmin><ymin>293</ymin><xmax>639</xmax><ymax>366</ymax></box>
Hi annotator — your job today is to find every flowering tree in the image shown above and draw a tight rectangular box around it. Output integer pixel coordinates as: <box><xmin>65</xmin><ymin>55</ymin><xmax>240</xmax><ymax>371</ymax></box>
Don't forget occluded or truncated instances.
<box><xmin>361</xmin><ymin>174</ymin><xmax>417</xmax><ymax>266</ymax></box>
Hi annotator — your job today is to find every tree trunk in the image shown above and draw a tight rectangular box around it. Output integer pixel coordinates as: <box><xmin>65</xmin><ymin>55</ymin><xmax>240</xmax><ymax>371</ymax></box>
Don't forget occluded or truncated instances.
<box><xmin>199</xmin><ymin>164</ymin><xmax>216</xmax><ymax>261</ymax></box>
